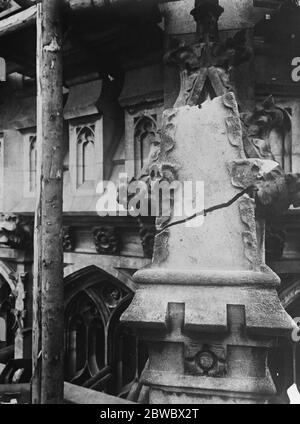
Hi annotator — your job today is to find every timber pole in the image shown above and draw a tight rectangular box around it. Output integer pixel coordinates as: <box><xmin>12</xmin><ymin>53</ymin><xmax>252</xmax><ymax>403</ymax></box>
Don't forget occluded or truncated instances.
<box><xmin>32</xmin><ymin>0</ymin><xmax>64</xmax><ymax>404</ymax></box>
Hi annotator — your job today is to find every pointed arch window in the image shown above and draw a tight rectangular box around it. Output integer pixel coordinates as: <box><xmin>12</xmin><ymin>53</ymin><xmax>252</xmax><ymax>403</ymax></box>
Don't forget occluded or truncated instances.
<box><xmin>69</xmin><ymin>117</ymin><xmax>103</xmax><ymax>196</ymax></box>
<box><xmin>76</xmin><ymin>125</ymin><xmax>96</xmax><ymax>188</ymax></box>
<box><xmin>24</xmin><ymin>131</ymin><xmax>37</xmax><ymax>197</ymax></box>
<box><xmin>64</xmin><ymin>268</ymin><xmax>148</xmax><ymax>398</ymax></box>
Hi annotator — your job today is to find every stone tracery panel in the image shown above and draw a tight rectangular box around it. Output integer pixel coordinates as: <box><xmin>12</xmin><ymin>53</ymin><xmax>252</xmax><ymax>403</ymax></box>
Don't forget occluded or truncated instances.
<box><xmin>64</xmin><ymin>266</ymin><xmax>146</xmax><ymax>397</ymax></box>
<box><xmin>69</xmin><ymin>117</ymin><xmax>103</xmax><ymax>196</ymax></box>
<box><xmin>76</xmin><ymin>124</ymin><xmax>96</xmax><ymax>188</ymax></box>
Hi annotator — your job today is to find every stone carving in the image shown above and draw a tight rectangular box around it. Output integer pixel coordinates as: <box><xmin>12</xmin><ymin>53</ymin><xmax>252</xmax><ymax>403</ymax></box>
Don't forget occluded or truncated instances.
<box><xmin>0</xmin><ymin>215</ymin><xmax>33</xmax><ymax>250</ymax></box>
<box><xmin>121</xmin><ymin>6</ymin><xmax>295</xmax><ymax>271</ymax></box>
<box><xmin>0</xmin><ymin>1</ymin><xmax>10</xmax><ymax>12</ymax></box>
<box><xmin>165</xmin><ymin>0</ymin><xmax>252</xmax><ymax>107</ymax></box>
<box><xmin>9</xmin><ymin>272</ymin><xmax>27</xmax><ymax>331</ymax></box>
<box><xmin>256</xmin><ymin>169</ymin><xmax>300</xmax><ymax>217</ymax></box>
<box><xmin>93</xmin><ymin>226</ymin><xmax>120</xmax><ymax>255</ymax></box>
<box><xmin>62</xmin><ymin>226</ymin><xmax>74</xmax><ymax>252</ymax></box>
<box><xmin>185</xmin><ymin>344</ymin><xmax>226</xmax><ymax>377</ymax></box>
<box><xmin>229</xmin><ymin>95</ymin><xmax>300</xmax><ymax>222</ymax></box>
<box><xmin>102</xmin><ymin>285</ymin><xmax>122</xmax><ymax>309</ymax></box>
<box><xmin>138</xmin><ymin>218</ymin><xmax>155</xmax><ymax>258</ymax></box>
<box><xmin>241</xmin><ymin>95</ymin><xmax>291</xmax><ymax>162</ymax></box>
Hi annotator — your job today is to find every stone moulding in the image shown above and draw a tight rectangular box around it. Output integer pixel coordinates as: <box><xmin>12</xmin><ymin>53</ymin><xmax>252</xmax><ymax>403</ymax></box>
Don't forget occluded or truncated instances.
<box><xmin>121</xmin><ymin>91</ymin><xmax>295</xmax><ymax>403</ymax></box>
<box><xmin>122</xmin><ymin>283</ymin><xmax>293</xmax><ymax>337</ymax></box>
<box><xmin>132</xmin><ymin>267</ymin><xmax>280</xmax><ymax>287</ymax></box>
<box><xmin>228</xmin><ymin>158</ymin><xmax>282</xmax><ymax>271</ymax></box>
<box><xmin>142</xmin><ymin>369</ymin><xmax>276</xmax><ymax>401</ymax></box>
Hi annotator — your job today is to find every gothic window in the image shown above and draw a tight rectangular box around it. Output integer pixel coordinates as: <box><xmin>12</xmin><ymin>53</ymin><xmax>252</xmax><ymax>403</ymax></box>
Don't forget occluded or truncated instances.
<box><xmin>65</xmin><ymin>291</ymin><xmax>106</xmax><ymax>387</ymax></box>
<box><xmin>64</xmin><ymin>268</ymin><xmax>146</xmax><ymax>397</ymax></box>
<box><xmin>0</xmin><ymin>317</ymin><xmax>6</xmax><ymax>343</ymax></box>
<box><xmin>134</xmin><ymin>115</ymin><xmax>158</xmax><ymax>176</ymax></box>
<box><xmin>76</xmin><ymin>125</ymin><xmax>96</xmax><ymax>188</ymax></box>
<box><xmin>24</xmin><ymin>131</ymin><xmax>37</xmax><ymax>197</ymax></box>
<box><xmin>69</xmin><ymin>118</ymin><xmax>103</xmax><ymax>195</ymax></box>
<box><xmin>29</xmin><ymin>135</ymin><xmax>37</xmax><ymax>193</ymax></box>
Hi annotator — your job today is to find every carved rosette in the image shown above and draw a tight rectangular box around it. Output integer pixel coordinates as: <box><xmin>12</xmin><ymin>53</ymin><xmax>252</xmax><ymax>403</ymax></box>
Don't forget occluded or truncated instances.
<box><xmin>93</xmin><ymin>227</ymin><xmax>120</xmax><ymax>255</ymax></box>
<box><xmin>0</xmin><ymin>214</ymin><xmax>33</xmax><ymax>251</ymax></box>
<box><xmin>185</xmin><ymin>344</ymin><xmax>226</xmax><ymax>377</ymax></box>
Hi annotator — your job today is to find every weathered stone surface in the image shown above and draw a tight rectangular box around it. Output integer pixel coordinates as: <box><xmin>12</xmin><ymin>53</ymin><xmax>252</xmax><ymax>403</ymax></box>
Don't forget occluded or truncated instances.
<box><xmin>121</xmin><ymin>93</ymin><xmax>294</xmax><ymax>404</ymax></box>
<box><xmin>153</xmin><ymin>94</ymin><xmax>259</xmax><ymax>271</ymax></box>
<box><xmin>123</xmin><ymin>283</ymin><xmax>292</xmax><ymax>335</ymax></box>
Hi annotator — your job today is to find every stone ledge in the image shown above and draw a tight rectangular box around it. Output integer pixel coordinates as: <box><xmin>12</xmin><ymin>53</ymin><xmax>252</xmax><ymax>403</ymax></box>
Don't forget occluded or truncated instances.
<box><xmin>134</xmin><ymin>267</ymin><xmax>281</xmax><ymax>288</ymax></box>
<box><xmin>142</xmin><ymin>369</ymin><xmax>276</xmax><ymax>398</ymax></box>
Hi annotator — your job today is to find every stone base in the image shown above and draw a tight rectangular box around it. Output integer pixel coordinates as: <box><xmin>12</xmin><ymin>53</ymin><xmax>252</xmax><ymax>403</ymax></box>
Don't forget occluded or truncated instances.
<box><xmin>121</xmin><ymin>267</ymin><xmax>294</xmax><ymax>404</ymax></box>
<box><xmin>146</xmin><ymin>371</ymin><xmax>275</xmax><ymax>404</ymax></box>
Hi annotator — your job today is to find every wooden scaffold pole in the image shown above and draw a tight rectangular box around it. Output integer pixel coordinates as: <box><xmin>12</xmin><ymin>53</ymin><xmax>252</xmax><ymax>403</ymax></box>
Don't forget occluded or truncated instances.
<box><xmin>32</xmin><ymin>0</ymin><xmax>64</xmax><ymax>404</ymax></box>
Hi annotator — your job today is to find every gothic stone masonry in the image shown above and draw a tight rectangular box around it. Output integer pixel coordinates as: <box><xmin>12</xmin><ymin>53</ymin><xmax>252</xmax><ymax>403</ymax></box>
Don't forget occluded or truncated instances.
<box><xmin>121</xmin><ymin>92</ymin><xmax>295</xmax><ymax>404</ymax></box>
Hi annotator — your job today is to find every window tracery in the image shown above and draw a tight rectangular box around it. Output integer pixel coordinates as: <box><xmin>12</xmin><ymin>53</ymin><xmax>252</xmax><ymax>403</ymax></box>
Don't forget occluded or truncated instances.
<box><xmin>64</xmin><ymin>269</ymin><xmax>146</xmax><ymax>397</ymax></box>
<box><xmin>76</xmin><ymin>125</ymin><xmax>96</xmax><ymax>188</ymax></box>
<box><xmin>134</xmin><ymin>115</ymin><xmax>158</xmax><ymax>176</ymax></box>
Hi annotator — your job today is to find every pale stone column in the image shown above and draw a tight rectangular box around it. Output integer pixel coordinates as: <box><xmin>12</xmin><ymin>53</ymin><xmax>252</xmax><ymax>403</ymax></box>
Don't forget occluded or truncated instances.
<box><xmin>122</xmin><ymin>92</ymin><xmax>294</xmax><ymax>404</ymax></box>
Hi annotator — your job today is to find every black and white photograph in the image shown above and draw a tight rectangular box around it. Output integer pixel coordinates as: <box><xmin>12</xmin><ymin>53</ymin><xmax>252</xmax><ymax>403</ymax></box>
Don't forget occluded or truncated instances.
<box><xmin>0</xmin><ymin>0</ymin><xmax>300</xmax><ymax>410</ymax></box>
